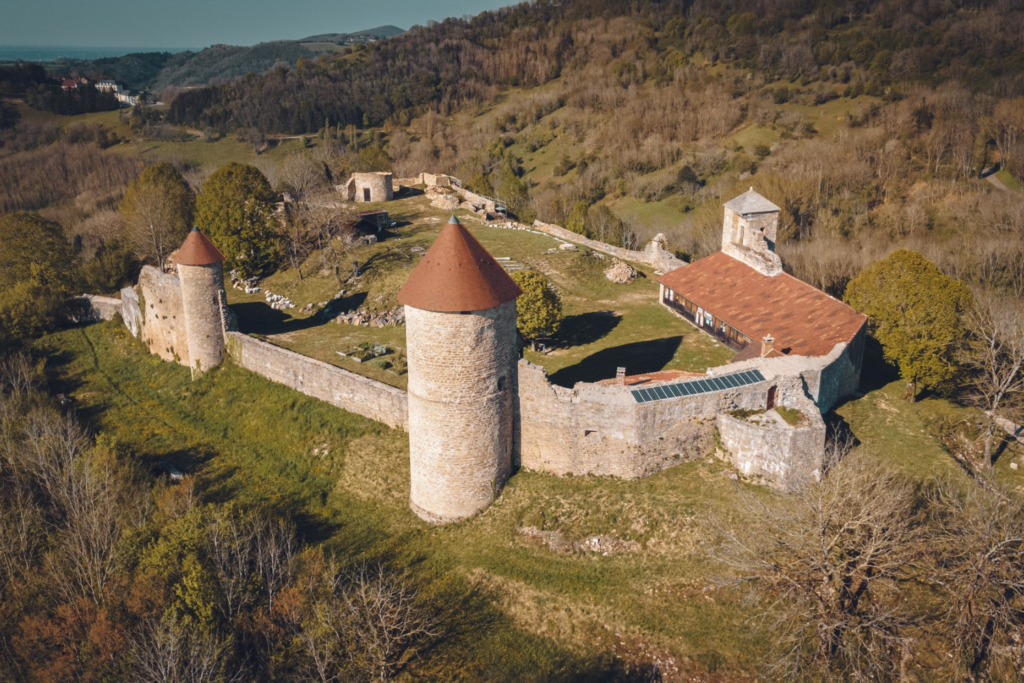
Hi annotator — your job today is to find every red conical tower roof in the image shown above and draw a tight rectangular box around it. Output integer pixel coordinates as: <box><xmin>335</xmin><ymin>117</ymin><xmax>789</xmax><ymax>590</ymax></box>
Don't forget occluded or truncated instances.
<box><xmin>175</xmin><ymin>227</ymin><xmax>225</xmax><ymax>266</ymax></box>
<box><xmin>398</xmin><ymin>216</ymin><xmax>521</xmax><ymax>312</ymax></box>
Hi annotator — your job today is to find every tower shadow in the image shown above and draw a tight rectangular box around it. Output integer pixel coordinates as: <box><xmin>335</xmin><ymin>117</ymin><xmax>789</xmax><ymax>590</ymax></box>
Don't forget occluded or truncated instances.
<box><xmin>547</xmin><ymin>336</ymin><xmax>683</xmax><ymax>387</ymax></box>
<box><xmin>232</xmin><ymin>291</ymin><xmax>366</xmax><ymax>337</ymax></box>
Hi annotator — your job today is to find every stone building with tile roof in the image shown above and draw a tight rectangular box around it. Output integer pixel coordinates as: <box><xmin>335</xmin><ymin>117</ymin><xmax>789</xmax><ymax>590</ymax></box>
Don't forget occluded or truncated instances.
<box><xmin>656</xmin><ymin>189</ymin><xmax>867</xmax><ymax>412</ymax></box>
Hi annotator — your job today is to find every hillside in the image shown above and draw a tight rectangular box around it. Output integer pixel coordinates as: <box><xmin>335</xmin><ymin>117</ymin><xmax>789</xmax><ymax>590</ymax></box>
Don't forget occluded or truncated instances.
<box><xmin>22</xmin><ymin>25</ymin><xmax>406</xmax><ymax>92</ymax></box>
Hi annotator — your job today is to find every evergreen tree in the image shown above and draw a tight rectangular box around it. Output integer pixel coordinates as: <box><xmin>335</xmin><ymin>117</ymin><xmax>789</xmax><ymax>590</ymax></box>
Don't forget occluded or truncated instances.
<box><xmin>511</xmin><ymin>270</ymin><xmax>563</xmax><ymax>349</ymax></box>
<box><xmin>845</xmin><ymin>249</ymin><xmax>972</xmax><ymax>400</ymax></box>
<box><xmin>194</xmin><ymin>163</ymin><xmax>278</xmax><ymax>278</ymax></box>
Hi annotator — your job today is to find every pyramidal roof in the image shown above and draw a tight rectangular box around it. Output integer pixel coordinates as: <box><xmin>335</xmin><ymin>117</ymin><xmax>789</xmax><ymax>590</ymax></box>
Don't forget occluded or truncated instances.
<box><xmin>175</xmin><ymin>227</ymin><xmax>225</xmax><ymax>266</ymax></box>
<box><xmin>723</xmin><ymin>187</ymin><xmax>780</xmax><ymax>215</ymax></box>
<box><xmin>398</xmin><ymin>216</ymin><xmax>521</xmax><ymax>312</ymax></box>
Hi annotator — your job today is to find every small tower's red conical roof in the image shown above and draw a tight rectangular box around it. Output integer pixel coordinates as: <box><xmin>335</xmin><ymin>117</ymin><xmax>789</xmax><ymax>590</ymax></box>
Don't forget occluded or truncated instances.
<box><xmin>398</xmin><ymin>216</ymin><xmax>521</xmax><ymax>312</ymax></box>
<box><xmin>175</xmin><ymin>227</ymin><xmax>225</xmax><ymax>266</ymax></box>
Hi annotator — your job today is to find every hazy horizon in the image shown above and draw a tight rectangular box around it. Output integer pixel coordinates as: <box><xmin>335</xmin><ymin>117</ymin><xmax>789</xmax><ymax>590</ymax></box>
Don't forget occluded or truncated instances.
<box><xmin>1</xmin><ymin>0</ymin><xmax>511</xmax><ymax>51</ymax></box>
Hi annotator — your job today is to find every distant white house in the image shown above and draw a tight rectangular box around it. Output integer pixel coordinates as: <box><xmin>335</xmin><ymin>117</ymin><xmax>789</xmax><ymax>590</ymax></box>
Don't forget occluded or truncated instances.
<box><xmin>96</xmin><ymin>79</ymin><xmax>122</xmax><ymax>94</ymax></box>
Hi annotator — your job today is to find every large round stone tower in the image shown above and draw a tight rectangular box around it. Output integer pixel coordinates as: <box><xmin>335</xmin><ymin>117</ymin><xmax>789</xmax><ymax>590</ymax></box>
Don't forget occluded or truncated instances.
<box><xmin>398</xmin><ymin>215</ymin><xmax>522</xmax><ymax>524</ymax></box>
<box><xmin>175</xmin><ymin>227</ymin><xmax>227</xmax><ymax>377</ymax></box>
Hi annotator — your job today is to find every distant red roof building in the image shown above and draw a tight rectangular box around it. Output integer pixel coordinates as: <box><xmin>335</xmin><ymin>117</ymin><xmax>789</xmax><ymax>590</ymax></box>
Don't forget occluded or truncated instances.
<box><xmin>175</xmin><ymin>228</ymin><xmax>226</xmax><ymax>267</ymax></box>
<box><xmin>398</xmin><ymin>215</ymin><xmax>521</xmax><ymax>312</ymax></box>
<box><xmin>657</xmin><ymin>251</ymin><xmax>866</xmax><ymax>359</ymax></box>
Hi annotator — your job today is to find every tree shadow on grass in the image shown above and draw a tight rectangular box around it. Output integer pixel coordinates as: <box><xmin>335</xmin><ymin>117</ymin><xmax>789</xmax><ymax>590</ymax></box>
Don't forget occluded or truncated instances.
<box><xmin>550</xmin><ymin>311</ymin><xmax>622</xmax><ymax>348</ymax></box>
<box><xmin>548</xmin><ymin>336</ymin><xmax>683</xmax><ymax>388</ymax></box>
<box><xmin>858</xmin><ymin>335</ymin><xmax>900</xmax><ymax>395</ymax></box>
<box><xmin>232</xmin><ymin>291</ymin><xmax>367</xmax><ymax>337</ymax></box>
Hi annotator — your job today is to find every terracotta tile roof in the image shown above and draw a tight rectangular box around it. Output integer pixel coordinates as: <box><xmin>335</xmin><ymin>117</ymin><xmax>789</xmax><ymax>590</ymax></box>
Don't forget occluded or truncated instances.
<box><xmin>657</xmin><ymin>252</ymin><xmax>866</xmax><ymax>358</ymax></box>
<box><xmin>596</xmin><ymin>369</ymin><xmax>703</xmax><ymax>387</ymax></box>
<box><xmin>398</xmin><ymin>215</ymin><xmax>521</xmax><ymax>312</ymax></box>
<box><xmin>174</xmin><ymin>227</ymin><xmax>225</xmax><ymax>266</ymax></box>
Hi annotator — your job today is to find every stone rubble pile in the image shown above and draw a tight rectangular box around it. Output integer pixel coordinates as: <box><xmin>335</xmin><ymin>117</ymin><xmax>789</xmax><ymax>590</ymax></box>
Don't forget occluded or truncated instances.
<box><xmin>265</xmin><ymin>291</ymin><xmax>295</xmax><ymax>310</ymax></box>
<box><xmin>426</xmin><ymin>186</ymin><xmax>460</xmax><ymax>211</ymax></box>
<box><xmin>229</xmin><ymin>270</ymin><xmax>262</xmax><ymax>293</ymax></box>
<box><xmin>604</xmin><ymin>258</ymin><xmax>638</xmax><ymax>284</ymax></box>
<box><xmin>333</xmin><ymin>306</ymin><xmax>405</xmax><ymax>328</ymax></box>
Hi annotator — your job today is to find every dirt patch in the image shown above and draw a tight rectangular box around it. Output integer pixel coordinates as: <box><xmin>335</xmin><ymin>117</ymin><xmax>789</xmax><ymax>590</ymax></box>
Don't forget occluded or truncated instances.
<box><xmin>518</xmin><ymin>525</ymin><xmax>642</xmax><ymax>554</ymax></box>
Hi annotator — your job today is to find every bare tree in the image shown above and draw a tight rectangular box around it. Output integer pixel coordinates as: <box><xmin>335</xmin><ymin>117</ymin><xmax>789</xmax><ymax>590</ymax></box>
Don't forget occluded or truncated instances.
<box><xmin>340</xmin><ymin>564</ymin><xmax>437</xmax><ymax>681</ymax></box>
<box><xmin>713</xmin><ymin>450</ymin><xmax>923</xmax><ymax>681</ymax></box>
<box><xmin>928</xmin><ymin>479</ymin><xmax>1024</xmax><ymax>681</ymax></box>
<box><xmin>960</xmin><ymin>290</ymin><xmax>1024</xmax><ymax>467</ymax></box>
<box><xmin>131</xmin><ymin>616</ymin><xmax>240</xmax><ymax>683</ymax></box>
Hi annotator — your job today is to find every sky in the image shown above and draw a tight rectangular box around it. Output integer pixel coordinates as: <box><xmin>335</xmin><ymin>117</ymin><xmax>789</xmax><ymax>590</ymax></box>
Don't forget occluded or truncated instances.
<box><xmin>0</xmin><ymin>0</ymin><xmax>513</xmax><ymax>49</ymax></box>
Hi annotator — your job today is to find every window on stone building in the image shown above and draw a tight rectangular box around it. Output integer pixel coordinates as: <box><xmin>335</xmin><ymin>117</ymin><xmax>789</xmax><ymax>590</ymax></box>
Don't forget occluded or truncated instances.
<box><xmin>498</xmin><ymin>375</ymin><xmax>507</xmax><ymax>391</ymax></box>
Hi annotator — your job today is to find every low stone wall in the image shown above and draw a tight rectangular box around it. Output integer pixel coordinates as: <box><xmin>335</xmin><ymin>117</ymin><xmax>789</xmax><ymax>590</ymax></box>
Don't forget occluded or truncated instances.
<box><xmin>717</xmin><ymin>405</ymin><xmax>826</xmax><ymax>490</ymax></box>
<box><xmin>68</xmin><ymin>294</ymin><xmax>122</xmax><ymax>323</ymax></box>
<box><xmin>517</xmin><ymin>360</ymin><xmax>768</xmax><ymax>479</ymax></box>
<box><xmin>225</xmin><ymin>332</ymin><xmax>408</xmax><ymax>430</ymax></box>
<box><xmin>531</xmin><ymin>221</ymin><xmax>686</xmax><ymax>274</ymax></box>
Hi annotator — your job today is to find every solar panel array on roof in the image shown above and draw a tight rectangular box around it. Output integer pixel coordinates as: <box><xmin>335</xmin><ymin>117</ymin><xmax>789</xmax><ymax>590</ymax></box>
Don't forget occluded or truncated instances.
<box><xmin>630</xmin><ymin>369</ymin><xmax>766</xmax><ymax>403</ymax></box>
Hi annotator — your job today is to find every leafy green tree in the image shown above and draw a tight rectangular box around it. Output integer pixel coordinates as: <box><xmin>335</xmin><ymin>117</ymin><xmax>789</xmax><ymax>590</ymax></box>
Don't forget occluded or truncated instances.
<box><xmin>495</xmin><ymin>160</ymin><xmax>532</xmax><ymax>222</ymax></box>
<box><xmin>511</xmin><ymin>270</ymin><xmax>562</xmax><ymax>349</ymax></box>
<box><xmin>0</xmin><ymin>212</ymin><xmax>76</xmax><ymax>347</ymax></box>
<box><xmin>120</xmin><ymin>162</ymin><xmax>194</xmax><ymax>270</ymax></box>
<box><xmin>194</xmin><ymin>163</ymin><xmax>278</xmax><ymax>278</ymax></box>
<box><xmin>845</xmin><ymin>249</ymin><xmax>972</xmax><ymax>401</ymax></box>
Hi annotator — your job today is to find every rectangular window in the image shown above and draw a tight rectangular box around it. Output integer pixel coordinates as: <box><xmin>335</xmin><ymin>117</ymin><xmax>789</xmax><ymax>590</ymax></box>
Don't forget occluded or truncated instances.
<box><xmin>497</xmin><ymin>375</ymin><xmax>507</xmax><ymax>391</ymax></box>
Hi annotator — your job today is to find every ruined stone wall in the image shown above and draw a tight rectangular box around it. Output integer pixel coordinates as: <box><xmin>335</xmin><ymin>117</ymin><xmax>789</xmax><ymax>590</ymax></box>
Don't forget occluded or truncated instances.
<box><xmin>716</xmin><ymin>403</ymin><xmax>826</xmax><ymax>490</ymax></box>
<box><xmin>121</xmin><ymin>287</ymin><xmax>143</xmax><ymax>338</ymax></box>
<box><xmin>531</xmin><ymin>221</ymin><xmax>686</xmax><ymax>274</ymax></box>
<box><xmin>226</xmin><ymin>332</ymin><xmax>408</xmax><ymax>430</ymax></box>
<box><xmin>406</xmin><ymin>301</ymin><xmax>518</xmax><ymax>523</ymax></box>
<box><xmin>138</xmin><ymin>265</ymin><xmax>189</xmax><ymax>366</ymax></box>
<box><xmin>67</xmin><ymin>294</ymin><xmax>122</xmax><ymax>323</ymax></box>
<box><xmin>517</xmin><ymin>360</ymin><xmax>769</xmax><ymax>479</ymax></box>
<box><xmin>179</xmin><ymin>263</ymin><xmax>226</xmax><ymax>375</ymax></box>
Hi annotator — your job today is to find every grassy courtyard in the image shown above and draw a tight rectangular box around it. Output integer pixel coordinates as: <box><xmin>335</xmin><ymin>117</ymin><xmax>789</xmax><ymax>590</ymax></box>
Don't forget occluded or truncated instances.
<box><xmin>226</xmin><ymin>192</ymin><xmax>733</xmax><ymax>390</ymax></box>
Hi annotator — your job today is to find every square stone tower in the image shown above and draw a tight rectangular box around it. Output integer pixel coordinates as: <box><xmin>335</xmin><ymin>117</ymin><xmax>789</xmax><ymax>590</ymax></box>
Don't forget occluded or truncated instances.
<box><xmin>721</xmin><ymin>188</ymin><xmax>783</xmax><ymax>276</ymax></box>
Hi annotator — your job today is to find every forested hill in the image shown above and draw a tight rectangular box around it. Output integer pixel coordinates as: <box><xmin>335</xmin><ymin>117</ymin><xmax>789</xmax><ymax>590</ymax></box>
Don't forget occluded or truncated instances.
<box><xmin>33</xmin><ymin>26</ymin><xmax>406</xmax><ymax>92</ymax></box>
<box><xmin>166</xmin><ymin>0</ymin><xmax>1024</xmax><ymax>135</ymax></box>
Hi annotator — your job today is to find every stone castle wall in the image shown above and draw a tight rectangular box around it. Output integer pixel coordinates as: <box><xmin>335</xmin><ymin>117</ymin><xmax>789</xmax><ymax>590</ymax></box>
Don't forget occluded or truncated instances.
<box><xmin>225</xmin><ymin>332</ymin><xmax>408</xmax><ymax>430</ymax></box>
<box><xmin>121</xmin><ymin>287</ymin><xmax>143</xmax><ymax>338</ymax></box>
<box><xmin>717</xmin><ymin>405</ymin><xmax>826</xmax><ymax>490</ymax></box>
<box><xmin>405</xmin><ymin>301</ymin><xmax>518</xmax><ymax>523</ymax></box>
<box><xmin>179</xmin><ymin>263</ymin><xmax>226</xmax><ymax>375</ymax></box>
<box><xmin>531</xmin><ymin>220</ymin><xmax>686</xmax><ymax>274</ymax></box>
<box><xmin>517</xmin><ymin>360</ymin><xmax>769</xmax><ymax>479</ymax></box>
<box><xmin>138</xmin><ymin>265</ymin><xmax>190</xmax><ymax>366</ymax></box>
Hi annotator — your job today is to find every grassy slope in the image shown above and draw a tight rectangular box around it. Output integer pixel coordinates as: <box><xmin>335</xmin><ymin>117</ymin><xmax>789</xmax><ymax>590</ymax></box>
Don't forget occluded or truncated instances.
<box><xmin>43</xmin><ymin>322</ymin><xmax>772</xmax><ymax>679</ymax></box>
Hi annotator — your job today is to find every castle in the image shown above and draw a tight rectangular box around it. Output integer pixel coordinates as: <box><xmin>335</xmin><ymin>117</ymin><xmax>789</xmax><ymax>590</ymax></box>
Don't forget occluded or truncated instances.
<box><xmin>92</xmin><ymin>188</ymin><xmax>866</xmax><ymax>525</ymax></box>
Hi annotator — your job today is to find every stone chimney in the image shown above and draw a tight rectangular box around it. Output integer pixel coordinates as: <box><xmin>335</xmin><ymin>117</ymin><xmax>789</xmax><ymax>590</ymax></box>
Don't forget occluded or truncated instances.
<box><xmin>616</xmin><ymin>367</ymin><xmax>626</xmax><ymax>385</ymax></box>
<box><xmin>761</xmin><ymin>334</ymin><xmax>775</xmax><ymax>358</ymax></box>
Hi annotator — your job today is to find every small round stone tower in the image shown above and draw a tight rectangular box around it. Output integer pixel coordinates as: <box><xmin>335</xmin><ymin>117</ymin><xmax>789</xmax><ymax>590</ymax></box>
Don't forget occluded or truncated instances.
<box><xmin>398</xmin><ymin>215</ymin><xmax>522</xmax><ymax>524</ymax></box>
<box><xmin>175</xmin><ymin>227</ymin><xmax>227</xmax><ymax>377</ymax></box>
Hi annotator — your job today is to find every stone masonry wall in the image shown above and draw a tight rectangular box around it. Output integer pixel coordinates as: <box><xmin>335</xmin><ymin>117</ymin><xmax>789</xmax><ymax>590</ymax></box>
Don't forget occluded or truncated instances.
<box><xmin>405</xmin><ymin>301</ymin><xmax>518</xmax><ymax>523</ymax></box>
<box><xmin>121</xmin><ymin>286</ymin><xmax>143</xmax><ymax>338</ymax></box>
<box><xmin>717</xmin><ymin>404</ymin><xmax>827</xmax><ymax>490</ymax></box>
<box><xmin>517</xmin><ymin>360</ymin><xmax>770</xmax><ymax>479</ymax></box>
<box><xmin>531</xmin><ymin>221</ymin><xmax>686</xmax><ymax>274</ymax></box>
<box><xmin>226</xmin><ymin>332</ymin><xmax>408</xmax><ymax>430</ymax></box>
<box><xmin>179</xmin><ymin>263</ymin><xmax>226</xmax><ymax>375</ymax></box>
<box><xmin>350</xmin><ymin>173</ymin><xmax>393</xmax><ymax>202</ymax></box>
<box><xmin>138</xmin><ymin>265</ymin><xmax>189</xmax><ymax>366</ymax></box>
